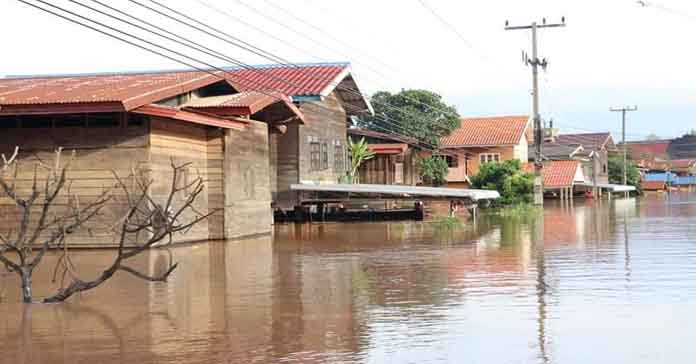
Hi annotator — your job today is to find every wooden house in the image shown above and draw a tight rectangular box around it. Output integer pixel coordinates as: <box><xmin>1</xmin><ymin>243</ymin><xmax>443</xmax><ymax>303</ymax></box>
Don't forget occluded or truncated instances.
<box><xmin>0</xmin><ymin>67</ymin><xmax>315</xmax><ymax>246</ymax></box>
<box><xmin>439</xmin><ymin>115</ymin><xmax>533</xmax><ymax>188</ymax></box>
<box><xmin>347</xmin><ymin>128</ymin><xmax>424</xmax><ymax>185</ymax></box>
<box><xmin>233</xmin><ymin>63</ymin><xmax>374</xmax><ymax>209</ymax></box>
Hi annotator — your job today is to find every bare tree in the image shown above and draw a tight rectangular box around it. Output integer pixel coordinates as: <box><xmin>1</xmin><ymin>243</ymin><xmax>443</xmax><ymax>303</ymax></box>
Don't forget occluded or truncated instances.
<box><xmin>0</xmin><ymin>147</ymin><xmax>213</xmax><ymax>303</ymax></box>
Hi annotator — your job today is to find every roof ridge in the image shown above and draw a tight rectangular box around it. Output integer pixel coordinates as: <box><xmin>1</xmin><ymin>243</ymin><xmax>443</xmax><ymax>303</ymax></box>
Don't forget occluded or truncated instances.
<box><xmin>3</xmin><ymin>62</ymin><xmax>351</xmax><ymax>80</ymax></box>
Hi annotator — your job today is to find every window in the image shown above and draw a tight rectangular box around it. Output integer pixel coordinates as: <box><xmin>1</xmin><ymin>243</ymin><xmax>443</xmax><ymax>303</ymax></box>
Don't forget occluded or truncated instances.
<box><xmin>444</xmin><ymin>155</ymin><xmax>458</xmax><ymax>168</ymax></box>
<box><xmin>334</xmin><ymin>144</ymin><xmax>345</xmax><ymax>172</ymax></box>
<box><xmin>479</xmin><ymin>153</ymin><xmax>501</xmax><ymax>164</ymax></box>
<box><xmin>310</xmin><ymin>142</ymin><xmax>321</xmax><ymax>171</ymax></box>
<box><xmin>321</xmin><ymin>142</ymin><xmax>329</xmax><ymax>170</ymax></box>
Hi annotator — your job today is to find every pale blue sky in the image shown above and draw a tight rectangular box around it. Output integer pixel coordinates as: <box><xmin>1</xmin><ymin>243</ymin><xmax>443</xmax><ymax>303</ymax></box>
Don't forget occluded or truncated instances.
<box><xmin>2</xmin><ymin>0</ymin><xmax>695</xmax><ymax>140</ymax></box>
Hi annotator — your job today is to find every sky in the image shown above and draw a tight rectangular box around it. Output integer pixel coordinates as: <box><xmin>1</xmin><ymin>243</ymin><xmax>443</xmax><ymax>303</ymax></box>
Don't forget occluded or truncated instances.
<box><xmin>2</xmin><ymin>0</ymin><xmax>696</xmax><ymax>140</ymax></box>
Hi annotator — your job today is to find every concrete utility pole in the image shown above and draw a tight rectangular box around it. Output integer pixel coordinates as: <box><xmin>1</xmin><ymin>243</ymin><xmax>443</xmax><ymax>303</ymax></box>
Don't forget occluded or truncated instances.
<box><xmin>506</xmin><ymin>18</ymin><xmax>566</xmax><ymax>206</ymax></box>
<box><xmin>610</xmin><ymin>106</ymin><xmax>638</xmax><ymax>192</ymax></box>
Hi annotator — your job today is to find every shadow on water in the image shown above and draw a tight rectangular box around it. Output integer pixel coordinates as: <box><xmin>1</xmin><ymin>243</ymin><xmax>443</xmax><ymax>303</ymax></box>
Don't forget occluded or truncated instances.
<box><xmin>2</xmin><ymin>193</ymin><xmax>696</xmax><ymax>363</ymax></box>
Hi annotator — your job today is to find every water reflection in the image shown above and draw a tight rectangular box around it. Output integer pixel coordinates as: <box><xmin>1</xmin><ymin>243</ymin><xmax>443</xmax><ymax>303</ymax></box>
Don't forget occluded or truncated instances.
<box><xmin>2</xmin><ymin>195</ymin><xmax>696</xmax><ymax>363</ymax></box>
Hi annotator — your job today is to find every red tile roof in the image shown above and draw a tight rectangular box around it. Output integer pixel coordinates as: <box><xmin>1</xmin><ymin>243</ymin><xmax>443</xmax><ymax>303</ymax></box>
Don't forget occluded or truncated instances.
<box><xmin>0</xmin><ymin>63</ymin><xmax>352</xmax><ymax>114</ymax></box>
<box><xmin>542</xmin><ymin>160</ymin><xmax>581</xmax><ymax>188</ymax></box>
<box><xmin>440</xmin><ymin>115</ymin><xmax>530</xmax><ymax>148</ymax></box>
<box><xmin>368</xmin><ymin>143</ymin><xmax>409</xmax><ymax>155</ymax></box>
<box><xmin>626</xmin><ymin>140</ymin><xmax>671</xmax><ymax>160</ymax></box>
<box><xmin>555</xmin><ymin>133</ymin><xmax>614</xmax><ymax>151</ymax></box>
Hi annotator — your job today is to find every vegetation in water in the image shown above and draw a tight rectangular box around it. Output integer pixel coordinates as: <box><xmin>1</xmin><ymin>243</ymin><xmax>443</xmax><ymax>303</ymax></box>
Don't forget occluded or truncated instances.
<box><xmin>608</xmin><ymin>154</ymin><xmax>641</xmax><ymax>194</ymax></box>
<box><xmin>431</xmin><ymin>215</ymin><xmax>463</xmax><ymax>232</ymax></box>
<box><xmin>470</xmin><ymin>160</ymin><xmax>534</xmax><ymax>206</ymax></box>
<box><xmin>358</xmin><ymin>89</ymin><xmax>460</xmax><ymax>147</ymax></box>
<box><xmin>345</xmin><ymin>136</ymin><xmax>375</xmax><ymax>184</ymax></box>
<box><xmin>418</xmin><ymin>155</ymin><xmax>449</xmax><ymax>186</ymax></box>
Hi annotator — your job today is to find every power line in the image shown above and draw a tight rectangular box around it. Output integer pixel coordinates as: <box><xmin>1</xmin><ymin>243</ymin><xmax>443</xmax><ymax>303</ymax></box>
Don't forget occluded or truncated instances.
<box><xmin>129</xmin><ymin>0</ymin><xmax>463</xmax><ymax>142</ymax></box>
<box><xmin>19</xmin><ymin>0</ymin><xmax>437</xmax><ymax>149</ymax></box>
<box><xmin>79</xmin><ymin>0</ymin><xmax>444</xmax><ymax>147</ymax></box>
<box><xmin>192</xmin><ymin>0</ymin><xmax>466</xmax><ymax>121</ymax></box>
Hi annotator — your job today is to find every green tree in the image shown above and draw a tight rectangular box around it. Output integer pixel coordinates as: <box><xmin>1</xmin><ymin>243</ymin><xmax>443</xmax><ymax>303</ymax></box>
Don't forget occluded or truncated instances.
<box><xmin>470</xmin><ymin>160</ymin><xmax>534</xmax><ymax>206</ymax></box>
<box><xmin>608</xmin><ymin>155</ymin><xmax>641</xmax><ymax>193</ymax></box>
<box><xmin>417</xmin><ymin>156</ymin><xmax>449</xmax><ymax>186</ymax></box>
<box><xmin>346</xmin><ymin>137</ymin><xmax>375</xmax><ymax>183</ymax></box>
<box><xmin>360</xmin><ymin>90</ymin><xmax>460</xmax><ymax>147</ymax></box>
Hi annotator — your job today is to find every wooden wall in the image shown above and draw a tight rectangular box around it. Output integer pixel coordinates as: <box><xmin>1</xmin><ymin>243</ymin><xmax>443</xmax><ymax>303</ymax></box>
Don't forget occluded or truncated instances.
<box><xmin>270</xmin><ymin>122</ymin><xmax>300</xmax><ymax>209</ymax></box>
<box><xmin>0</xmin><ymin>118</ymin><xmax>150</xmax><ymax>247</ymax></box>
<box><xmin>149</xmin><ymin>117</ymin><xmax>223</xmax><ymax>244</ymax></box>
<box><xmin>297</xmin><ymin>92</ymin><xmax>348</xmax><ymax>184</ymax></box>
<box><xmin>223</xmin><ymin>119</ymin><xmax>273</xmax><ymax>238</ymax></box>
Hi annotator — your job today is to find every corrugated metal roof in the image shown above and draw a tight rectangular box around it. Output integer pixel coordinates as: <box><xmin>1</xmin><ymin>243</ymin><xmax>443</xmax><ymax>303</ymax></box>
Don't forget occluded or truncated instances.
<box><xmin>228</xmin><ymin>64</ymin><xmax>347</xmax><ymax>96</ymax></box>
<box><xmin>441</xmin><ymin>115</ymin><xmax>530</xmax><ymax>148</ymax></box>
<box><xmin>0</xmin><ymin>71</ymin><xmax>219</xmax><ymax>109</ymax></box>
<box><xmin>368</xmin><ymin>143</ymin><xmax>409</xmax><ymax>155</ymax></box>
<box><xmin>182</xmin><ymin>91</ymin><xmax>306</xmax><ymax>124</ymax></box>
<box><xmin>0</xmin><ymin>63</ymin><xmax>356</xmax><ymax>113</ymax></box>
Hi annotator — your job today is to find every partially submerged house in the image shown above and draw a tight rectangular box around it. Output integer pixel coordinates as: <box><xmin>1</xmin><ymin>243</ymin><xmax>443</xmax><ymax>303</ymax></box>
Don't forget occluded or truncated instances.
<box><xmin>0</xmin><ymin>63</ymin><xmax>372</xmax><ymax>245</ymax></box>
<box><xmin>552</xmin><ymin>132</ymin><xmax>617</xmax><ymax>185</ymax></box>
<box><xmin>235</xmin><ymin>64</ymin><xmax>373</xmax><ymax>208</ymax></box>
<box><xmin>440</xmin><ymin>115</ymin><xmax>532</xmax><ymax>188</ymax></box>
<box><xmin>347</xmin><ymin>128</ymin><xmax>424</xmax><ymax>185</ymax></box>
<box><xmin>522</xmin><ymin>160</ymin><xmax>586</xmax><ymax>199</ymax></box>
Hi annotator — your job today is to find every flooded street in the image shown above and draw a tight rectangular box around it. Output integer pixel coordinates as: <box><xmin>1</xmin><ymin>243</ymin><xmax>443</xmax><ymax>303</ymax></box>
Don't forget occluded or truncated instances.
<box><xmin>2</xmin><ymin>193</ymin><xmax>696</xmax><ymax>363</ymax></box>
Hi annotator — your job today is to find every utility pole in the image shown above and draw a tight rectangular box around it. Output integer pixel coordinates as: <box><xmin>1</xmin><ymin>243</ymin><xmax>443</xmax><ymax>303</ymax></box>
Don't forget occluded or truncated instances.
<box><xmin>506</xmin><ymin>18</ymin><xmax>566</xmax><ymax>206</ymax></box>
<box><xmin>610</xmin><ymin>106</ymin><xmax>638</xmax><ymax>194</ymax></box>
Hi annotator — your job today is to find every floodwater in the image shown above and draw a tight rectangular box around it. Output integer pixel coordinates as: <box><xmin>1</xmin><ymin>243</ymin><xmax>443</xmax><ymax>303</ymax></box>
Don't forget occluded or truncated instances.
<box><xmin>2</xmin><ymin>193</ymin><xmax>696</xmax><ymax>364</ymax></box>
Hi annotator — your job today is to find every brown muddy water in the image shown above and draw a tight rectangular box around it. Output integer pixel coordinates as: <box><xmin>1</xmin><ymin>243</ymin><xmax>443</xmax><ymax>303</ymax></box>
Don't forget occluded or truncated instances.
<box><xmin>2</xmin><ymin>193</ymin><xmax>696</xmax><ymax>363</ymax></box>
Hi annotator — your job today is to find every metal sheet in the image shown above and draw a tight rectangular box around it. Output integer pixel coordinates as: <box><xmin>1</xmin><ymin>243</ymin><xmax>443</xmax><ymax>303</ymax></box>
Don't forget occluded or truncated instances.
<box><xmin>291</xmin><ymin>183</ymin><xmax>500</xmax><ymax>201</ymax></box>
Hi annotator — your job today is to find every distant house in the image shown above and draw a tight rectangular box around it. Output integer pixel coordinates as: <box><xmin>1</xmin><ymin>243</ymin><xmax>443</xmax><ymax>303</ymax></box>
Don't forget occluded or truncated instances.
<box><xmin>626</xmin><ymin>139</ymin><xmax>672</xmax><ymax>163</ymax></box>
<box><xmin>552</xmin><ymin>133</ymin><xmax>617</xmax><ymax>184</ymax></box>
<box><xmin>347</xmin><ymin>128</ymin><xmax>424</xmax><ymax>185</ymax></box>
<box><xmin>0</xmin><ymin>63</ymin><xmax>371</xmax><ymax>245</ymax></box>
<box><xmin>440</xmin><ymin>115</ymin><xmax>532</xmax><ymax>188</ymax></box>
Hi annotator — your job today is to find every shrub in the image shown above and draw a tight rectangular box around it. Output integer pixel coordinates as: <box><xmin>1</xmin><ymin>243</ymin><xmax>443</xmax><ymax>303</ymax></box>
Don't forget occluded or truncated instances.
<box><xmin>470</xmin><ymin>160</ymin><xmax>533</xmax><ymax>206</ymax></box>
<box><xmin>418</xmin><ymin>156</ymin><xmax>449</xmax><ymax>186</ymax></box>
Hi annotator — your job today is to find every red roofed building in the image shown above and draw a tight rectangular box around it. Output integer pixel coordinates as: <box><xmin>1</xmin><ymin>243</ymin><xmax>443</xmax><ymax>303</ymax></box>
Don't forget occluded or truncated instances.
<box><xmin>0</xmin><ymin>63</ymin><xmax>372</xmax><ymax>245</ymax></box>
<box><xmin>541</xmin><ymin>160</ymin><xmax>585</xmax><ymax>189</ymax></box>
<box><xmin>553</xmin><ymin>132</ymin><xmax>616</xmax><ymax>184</ymax></box>
<box><xmin>440</xmin><ymin>115</ymin><xmax>532</xmax><ymax>187</ymax></box>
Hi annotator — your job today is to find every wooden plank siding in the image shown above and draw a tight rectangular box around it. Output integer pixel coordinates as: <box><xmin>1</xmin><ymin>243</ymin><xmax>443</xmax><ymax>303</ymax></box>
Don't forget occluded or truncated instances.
<box><xmin>297</xmin><ymin>92</ymin><xmax>349</xmax><ymax>184</ymax></box>
<box><xmin>223</xmin><ymin>119</ymin><xmax>272</xmax><ymax>237</ymax></box>
<box><xmin>1</xmin><ymin>114</ymin><xmax>274</xmax><ymax>246</ymax></box>
<box><xmin>149</xmin><ymin>117</ymin><xmax>221</xmax><ymax>244</ymax></box>
<box><xmin>0</xmin><ymin>119</ymin><xmax>151</xmax><ymax>247</ymax></box>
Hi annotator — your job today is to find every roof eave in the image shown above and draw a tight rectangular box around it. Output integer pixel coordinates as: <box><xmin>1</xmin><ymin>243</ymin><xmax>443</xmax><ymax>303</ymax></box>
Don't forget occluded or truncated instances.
<box><xmin>0</xmin><ymin>101</ymin><xmax>126</xmax><ymax>115</ymax></box>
